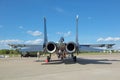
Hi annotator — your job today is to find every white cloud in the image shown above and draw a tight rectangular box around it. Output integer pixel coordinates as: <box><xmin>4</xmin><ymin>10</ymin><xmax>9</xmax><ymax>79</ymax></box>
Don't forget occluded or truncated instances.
<box><xmin>27</xmin><ymin>30</ymin><xmax>42</xmax><ymax>37</ymax></box>
<box><xmin>56</xmin><ymin>32</ymin><xmax>63</xmax><ymax>35</ymax></box>
<box><xmin>25</xmin><ymin>39</ymin><xmax>43</xmax><ymax>44</ymax></box>
<box><xmin>97</xmin><ymin>37</ymin><xmax>120</xmax><ymax>42</ymax></box>
<box><xmin>56</xmin><ymin>31</ymin><xmax>71</xmax><ymax>37</ymax></box>
<box><xmin>97</xmin><ymin>38</ymin><xmax>104</xmax><ymax>42</ymax></box>
<box><xmin>64</xmin><ymin>31</ymin><xmax>71</xmax><ymax>37</ymax></box>
<box><xmin>0</xmin><ymin>39</ymin><xmax>43</xmax><ymax>49</ymax></box>
<box><xmin>0</xmin><ymin>39</ymin><xmax>23</xmax><ymax>45</ymax></box>
<box><xmin>0</xmin><ymin>39</ymin><xmax>43</xmax><ymax>45</ymax></box>
<box><xmin>0</xmin><ymin>39</ymin><xmax>23</xmax><ymax>49</ymax></box>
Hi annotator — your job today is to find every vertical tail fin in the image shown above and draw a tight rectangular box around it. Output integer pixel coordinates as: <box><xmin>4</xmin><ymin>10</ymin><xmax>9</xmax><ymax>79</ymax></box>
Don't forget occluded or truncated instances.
<box><xmin>43</xmin><ymin>17</ymin><xmax>48</xmax><ymax>47</ymax></box>
<box><xmin>76</xmin><ymin>15</ymin><xmax>79</xmax><ymax>45</ymax></box>
<box><xmin>76</xmin><ymin>15</ymin><xmax>79</xmax><ymax>53</ymax></box>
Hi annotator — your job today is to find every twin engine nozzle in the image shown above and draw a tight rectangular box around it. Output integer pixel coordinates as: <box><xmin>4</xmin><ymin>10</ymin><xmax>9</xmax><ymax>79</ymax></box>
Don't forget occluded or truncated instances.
<box><xmin>46</xmin><ymin>42</ymin><xmax>76</xmax><ymax>53</ymax></box>
<box><xmin>46</xmin><ymin>42</ymin><xmax>57</xmax><ymax>53</ymax></box>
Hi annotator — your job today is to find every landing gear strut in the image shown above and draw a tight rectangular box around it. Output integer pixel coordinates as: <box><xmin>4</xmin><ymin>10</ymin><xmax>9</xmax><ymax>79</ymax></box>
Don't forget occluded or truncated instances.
<box><xmin>71</xmin><ymin>54</ymin><xmax>77</xmax><ymax>62</ymax></box>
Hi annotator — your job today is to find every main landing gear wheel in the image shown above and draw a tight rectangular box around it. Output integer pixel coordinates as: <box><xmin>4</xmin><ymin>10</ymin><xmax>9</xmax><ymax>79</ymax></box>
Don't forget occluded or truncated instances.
<box><xmin>47</xmin><ymin>56</ymin><xmax>50</xmax><ymax>62</ymax></box>
<box><xmin>73</xmin><ymin>56</ymin><xmax>77</xmax><ymax>62</ymax></box>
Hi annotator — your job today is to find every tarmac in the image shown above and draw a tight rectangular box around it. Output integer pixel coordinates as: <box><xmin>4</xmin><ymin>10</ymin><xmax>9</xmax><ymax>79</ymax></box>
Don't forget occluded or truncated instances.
<box><xmin>0</xmin><ymin>54</ymin><xmax>120</xmax><ymax>80</ymax></box>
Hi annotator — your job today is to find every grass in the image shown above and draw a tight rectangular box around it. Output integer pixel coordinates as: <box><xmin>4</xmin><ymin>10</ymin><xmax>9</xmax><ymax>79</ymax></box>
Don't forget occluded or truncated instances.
<box><xmin>0</xmin><ymin>54</ymin><xmax>20</xmax><ymax>57</ymax></box>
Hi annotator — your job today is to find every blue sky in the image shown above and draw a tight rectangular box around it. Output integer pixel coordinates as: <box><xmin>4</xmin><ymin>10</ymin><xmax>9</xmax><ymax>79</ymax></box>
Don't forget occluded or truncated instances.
<box><xmin>0</xmin><ymin>0</ymin><xmax>120</xmax><ymax>49</ymax></box>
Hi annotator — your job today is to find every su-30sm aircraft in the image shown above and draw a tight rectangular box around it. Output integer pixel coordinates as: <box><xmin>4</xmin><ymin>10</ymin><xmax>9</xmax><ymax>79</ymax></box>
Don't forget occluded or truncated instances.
<box><xmin>9</xmin><ymin>15</ymin><xmax>115</xmax><ymax>62</ymax></box>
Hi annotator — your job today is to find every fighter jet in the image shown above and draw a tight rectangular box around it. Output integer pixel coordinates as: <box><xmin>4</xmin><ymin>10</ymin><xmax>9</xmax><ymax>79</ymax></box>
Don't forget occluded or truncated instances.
<box><xmin>42</xmin><ymin>16</ymin><xmax>79</xmax><ymax>62</ymax></box>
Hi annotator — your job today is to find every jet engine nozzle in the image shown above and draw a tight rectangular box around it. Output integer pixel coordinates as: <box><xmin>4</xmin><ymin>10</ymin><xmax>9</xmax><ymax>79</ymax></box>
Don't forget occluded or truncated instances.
<box><xmin>66</xmin><ymin>42</ymin><xmax>76</xmax><ymax>53</ymax></box>
<box><xmin>46</xmin><ymin>42</ymin><xmax>57</xmax><ymax>53</ymax></box>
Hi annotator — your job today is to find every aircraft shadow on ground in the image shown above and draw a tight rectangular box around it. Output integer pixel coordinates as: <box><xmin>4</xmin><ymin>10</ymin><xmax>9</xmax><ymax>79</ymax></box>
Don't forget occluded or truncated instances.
<box><xmin>74</xmin><ymin>58</ymin><xmax>112</xmax><ymax>65</ymax></box>
<box><xmin>62</xmin><ymin>58</ymin><xmax>111</xmax><ymax>65</ymax></box>
<box><xmin>35</xmin><ymin>58</ymin><xmax>120</xmax><ymax>65</ymax></box>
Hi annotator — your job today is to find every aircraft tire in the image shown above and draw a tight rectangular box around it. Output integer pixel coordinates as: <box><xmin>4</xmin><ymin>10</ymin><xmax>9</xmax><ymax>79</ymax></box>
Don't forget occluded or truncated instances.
<box><xmin>47</xmin><ymin>56</ymin><xmax>50</xmax><ymax>62</ymax></box>
<box><xmin>73</xmin><ymin>56</ymin><xmax>77</xmax><ymax>62</ymax></box>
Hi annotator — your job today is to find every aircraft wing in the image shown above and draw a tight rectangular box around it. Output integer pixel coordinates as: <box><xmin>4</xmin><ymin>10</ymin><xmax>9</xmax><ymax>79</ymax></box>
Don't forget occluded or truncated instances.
<box><xmin>8</xmin><ymin>44</ymin><xmax>43</xmax><ymax>51</ymax></box>
<box><xmin>79</xmin><ymin>44</ymin><xmax>115</xmax><ymax>48</ymax></box>
<box><xmin>8</xmin><ymin>44</ymin><xmax>26</xmax><ymax>48</ymax></box>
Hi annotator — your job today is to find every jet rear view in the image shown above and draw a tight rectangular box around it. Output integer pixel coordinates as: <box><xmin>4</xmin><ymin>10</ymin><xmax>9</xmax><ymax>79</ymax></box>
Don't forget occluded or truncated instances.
<box><xmin>43</xmin><ymin>16</ymin><xmax>79</xmax><ymax>62</ymax></box>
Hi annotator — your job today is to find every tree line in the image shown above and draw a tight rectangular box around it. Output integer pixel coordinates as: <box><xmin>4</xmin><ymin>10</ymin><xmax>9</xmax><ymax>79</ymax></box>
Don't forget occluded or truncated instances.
<box><xmin>0</xmin><ymin>49</ymin><xmax>20</xmax><ymax>55</ymax></box>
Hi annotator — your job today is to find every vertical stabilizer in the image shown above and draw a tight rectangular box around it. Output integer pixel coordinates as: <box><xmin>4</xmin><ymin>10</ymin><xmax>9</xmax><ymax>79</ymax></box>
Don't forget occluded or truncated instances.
<box><xmin>76</xmin><ymin>15</ymin><xmax>79</xmax><ymax>45</ymax></box>
<box><xmin>43</xmin><ymin>17</ymin><xmax>48</xmax><ymax>47</ymax></box>
<box><xmin>76</xmin><ymin>15</ymin><xmax>79</xmax><ymax>53</ymax></box>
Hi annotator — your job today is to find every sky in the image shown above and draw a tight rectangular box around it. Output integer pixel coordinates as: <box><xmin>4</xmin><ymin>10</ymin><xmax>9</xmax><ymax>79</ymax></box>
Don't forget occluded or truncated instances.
<box><xmin>0</xmin><ymin>0</ymin><xmax>120</xmax><ymax>49</ymax></box>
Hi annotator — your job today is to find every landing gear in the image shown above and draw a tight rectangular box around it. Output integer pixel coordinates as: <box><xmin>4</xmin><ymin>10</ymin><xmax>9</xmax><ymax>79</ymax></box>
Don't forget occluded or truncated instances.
<box><xmin>46</xmin><ymin>54</ymin><xmax>51</xmax><ymax>62</ymax></box>
<box><xmin>73</xmin><ymin>56</ymin><xmax>77</xmax><ymax>62</ymax></box>
<box><xmin>47</xmin><ymin>56</ymin><xmax>50</xmax><ymax>62</ymax></box>
<box><xmin>71</xmin><ymin>54</ymin><xmax>77</xmax><ymax>62</ymax></box>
